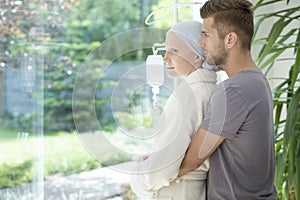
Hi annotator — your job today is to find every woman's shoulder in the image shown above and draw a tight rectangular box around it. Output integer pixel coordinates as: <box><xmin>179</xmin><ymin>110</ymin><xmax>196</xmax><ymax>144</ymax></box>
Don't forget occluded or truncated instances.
<box><xmin>186</xmin><ymin>68</ymin><xmax>217</xmax><ymax>84</ymax></box>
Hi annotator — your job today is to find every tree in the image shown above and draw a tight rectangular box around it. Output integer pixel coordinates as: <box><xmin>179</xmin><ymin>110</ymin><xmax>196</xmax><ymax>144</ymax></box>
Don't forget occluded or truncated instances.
<box><xmin>0</xmin><ymin>0</ymin><xmax>78</xmax><ymax>131</ymax></box>
<box><xmin>44</xmin><ymin>0</ymin><xmax>159</xmax><ymax>131</ymax></box>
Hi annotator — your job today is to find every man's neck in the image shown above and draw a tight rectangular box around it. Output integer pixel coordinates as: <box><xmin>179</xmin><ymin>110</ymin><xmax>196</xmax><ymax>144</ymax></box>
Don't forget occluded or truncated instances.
<box><xmin>222</xmin><ymin>50</ymin><xmax>257</xmax><ymax>77</ymax></box>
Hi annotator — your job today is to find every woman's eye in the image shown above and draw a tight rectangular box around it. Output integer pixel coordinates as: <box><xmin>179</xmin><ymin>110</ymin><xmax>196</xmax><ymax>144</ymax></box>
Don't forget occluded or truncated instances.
<box><xmin>171</xmin><ymin>49</ymin><xmax>178</xmax><ymax>54</ymax></box>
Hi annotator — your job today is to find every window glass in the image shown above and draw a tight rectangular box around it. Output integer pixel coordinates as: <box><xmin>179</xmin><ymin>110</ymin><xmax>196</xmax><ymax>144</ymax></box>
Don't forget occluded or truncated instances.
<box><xmin>0</xmin><ymin>0</ymin><xmax>197</xmax><ymax>198</ymax></box>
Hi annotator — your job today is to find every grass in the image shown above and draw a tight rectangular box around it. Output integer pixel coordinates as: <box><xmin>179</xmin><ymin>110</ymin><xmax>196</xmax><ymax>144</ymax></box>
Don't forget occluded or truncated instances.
<box><xmin>0</xmin><ymin>128</ymin><xmax>101</xmax><ymax>168</ymax></box>
<box><xmin>43</xmin><ymin>132</ymin><xmax>103</xmax><ymax>176</ymax></box>
<box><xmin>0</xmin><ymin>127</ymin><xmax>132</xmax><ymax>189</ymax></box>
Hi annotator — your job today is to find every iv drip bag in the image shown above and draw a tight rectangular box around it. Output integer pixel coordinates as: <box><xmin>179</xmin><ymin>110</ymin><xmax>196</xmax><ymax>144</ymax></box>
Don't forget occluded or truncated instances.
<box><xmin>146</xmin><ymin>55</ymin><xmax>164</xmax><ymax>88</ymax></box>
<box><xmin>146</xmin><ymin>54</ymin><xmax>164</xmax><ymax>125</ymax></box>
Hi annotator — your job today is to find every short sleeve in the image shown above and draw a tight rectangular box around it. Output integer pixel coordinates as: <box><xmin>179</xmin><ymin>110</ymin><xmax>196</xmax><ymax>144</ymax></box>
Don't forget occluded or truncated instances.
<box><xmin>201</xmin><ymin>83</ymin><xmax>249</xmax><ymax>139</ymax></box>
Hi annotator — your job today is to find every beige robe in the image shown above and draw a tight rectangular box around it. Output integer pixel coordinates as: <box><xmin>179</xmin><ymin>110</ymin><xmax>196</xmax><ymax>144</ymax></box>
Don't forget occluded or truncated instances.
<box><xmin>130</xmin><ymin>69</ymin><xmax>216</xmax><ymax>200</ymax></box>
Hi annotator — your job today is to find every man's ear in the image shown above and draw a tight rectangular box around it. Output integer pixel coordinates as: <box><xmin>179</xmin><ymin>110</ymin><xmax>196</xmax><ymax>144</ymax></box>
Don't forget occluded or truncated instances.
<box><xmin>225</xmin><ymin>32</ymin><xmax>238</xmax><ymax>49</ymax></box>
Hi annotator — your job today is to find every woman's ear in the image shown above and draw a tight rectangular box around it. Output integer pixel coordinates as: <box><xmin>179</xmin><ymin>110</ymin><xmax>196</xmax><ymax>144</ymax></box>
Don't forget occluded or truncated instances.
<box><xmin>194</xmin><ymin>56</ymin><xmax>203</xmax><ymax>68</ymax></box>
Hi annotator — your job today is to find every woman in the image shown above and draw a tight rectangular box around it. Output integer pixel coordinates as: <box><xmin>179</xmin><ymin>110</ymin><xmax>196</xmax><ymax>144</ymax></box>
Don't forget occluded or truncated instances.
<box><xmin>130</xmin><ymin>21</ymin><xmax>218</xmax><ymax>199</ymax></box>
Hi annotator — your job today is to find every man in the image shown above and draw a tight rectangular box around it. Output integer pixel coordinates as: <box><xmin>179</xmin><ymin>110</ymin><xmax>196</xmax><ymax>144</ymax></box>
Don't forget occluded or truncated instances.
<box><xmin>178</xmin><ymin>0</ymin><xmax>278</xmax><ymax>199</ymax></box>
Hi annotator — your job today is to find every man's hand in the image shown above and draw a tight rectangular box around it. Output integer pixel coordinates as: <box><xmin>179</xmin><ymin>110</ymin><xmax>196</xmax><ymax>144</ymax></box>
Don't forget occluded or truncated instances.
<box><xmin>178</xmin><ymin>127</ymin><xmax>224</xmax><ymax>177</ymax></box>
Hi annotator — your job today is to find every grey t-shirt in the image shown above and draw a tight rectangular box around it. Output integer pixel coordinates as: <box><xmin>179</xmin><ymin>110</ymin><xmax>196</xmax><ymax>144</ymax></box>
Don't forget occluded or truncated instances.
<box><xmin>201</xmin><ymin>69</ymin><xmax>277</xmax><ymax>200</ymax></box>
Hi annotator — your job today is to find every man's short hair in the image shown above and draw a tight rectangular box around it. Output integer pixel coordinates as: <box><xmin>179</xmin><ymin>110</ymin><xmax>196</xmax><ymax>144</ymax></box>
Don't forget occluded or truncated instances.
<box><xmin>200</xmin><ymin>0</ymin><xmax>254</xmax><ymax>50</ymax></box>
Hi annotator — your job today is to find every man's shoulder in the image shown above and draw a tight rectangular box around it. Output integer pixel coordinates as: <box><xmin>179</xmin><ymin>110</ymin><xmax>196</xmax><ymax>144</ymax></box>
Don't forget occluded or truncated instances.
<box><xmin>218</xmin><ymin>69</ymin><xmax>268</xmax><ymax>93</ymax></box>
<box><xmin>228</xmin><ymin>69</ymin><xmax>265</xmax><ymax>84</ymax></box>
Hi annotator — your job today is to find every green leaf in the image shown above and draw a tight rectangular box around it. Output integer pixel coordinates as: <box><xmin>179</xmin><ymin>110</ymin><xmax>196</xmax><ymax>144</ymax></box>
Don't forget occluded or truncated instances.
<box><xmin>296</xmin><ymin>147</ymin><xmax>300</xmax><ymax>200</ymax></box>
<box><xmin>252</xmin><ymin>17</ymin><xmax>266</xmax><ymax>42</ymax></box>
<box><xmin>284</xmin><ymin>87</ymin><xmax>300</xmax><ymax>145</ymax></box>
<box><xmin>253</xmin><ymin>0</ymin><xmax>284</xmax><ymax>11</ymax></box>
<box><xmin>275</xmin><ymin>153</ymin><xmax>286</xmax><ymax>189</ymax></box>
<box><xmin>295</xmin><ymin>29</ymin><xmax>300</xmax><ymax>55</ymax></box>
<box><xmin>254</xmin><ymin>1</ymin><xmax>300</xmax><ymax>198</ymax></box>
<box><xmin>287</xmin><ymin>136</ymin><xmax>297</xmax><ymax>189</ymax></box>
<box><xmin>254</xmin><ymin>6</ymin><xmax>300</xmax><ymax>65</ymax></box>
<box><xmin>282</xmin><ymin>180</ymin><xmax>289</xmax><ymax>200</ymax></box>
<box><xmin>259</xmin><ymin>49</ymin><xmax>284</xmax><ymax>70</ymax></box>
<box><xmin>274</xmin><ymin>103</ymin><xmax>283</xmax><ymax>135</ymax></box>
<box><xmin>291</xmin><ymin>45</ymin><xmax>300</xmax><ymax>89</ymax></box>
<box><xmin>257</xmin><ymin>16</ymin><xmax>295</xmax><ymax>64</ymax></box>
<box><xmin>253</xmin><ymin>0</ymin><xmax>264</xmax><ymax>11</ymax></box>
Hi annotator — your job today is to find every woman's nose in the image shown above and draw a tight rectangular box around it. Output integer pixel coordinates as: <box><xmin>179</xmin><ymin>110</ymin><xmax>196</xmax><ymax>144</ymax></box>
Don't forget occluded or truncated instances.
<box><xmin>163</xmin><ymin>52</ymin><xmax>169</xmax><ymax>62</ymax></box>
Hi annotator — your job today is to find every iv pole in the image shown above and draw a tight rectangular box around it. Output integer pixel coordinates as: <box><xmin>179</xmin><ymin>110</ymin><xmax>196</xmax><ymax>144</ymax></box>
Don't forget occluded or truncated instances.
<box><xmin>173</xmin><ymin>0</ymin><xmax>179</xmax><ymax>90</ymax></box>
<box><xmin>173</xmin><ymin>0</ymin><xmax>178</xmax><ymax>24</ymax></box>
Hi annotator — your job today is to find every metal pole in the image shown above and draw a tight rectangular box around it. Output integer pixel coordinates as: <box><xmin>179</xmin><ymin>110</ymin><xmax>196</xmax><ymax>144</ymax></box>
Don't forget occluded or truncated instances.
<box><xmin>173</xmin><ymin>0</ymin><xmax>179</xmax><ymax>89</ymax></box>
<box><xmin>31</xmin><ymin>0</ymin><xmax>45</xmax><ymax>199</ymax></box>
<box><xmin>173</xmin><ymin>0</ymin><xmax>178</xmax><ymax>25</ymax></box>
<box><xmin>193</xmin><ymin>0</ymin><xmax>202</xmax><ymax>22</ymax></box>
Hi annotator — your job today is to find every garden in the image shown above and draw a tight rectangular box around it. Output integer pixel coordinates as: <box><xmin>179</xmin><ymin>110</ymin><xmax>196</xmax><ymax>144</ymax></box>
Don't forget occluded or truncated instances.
<box><xmin>0</xmin><ymin>0</ymin><xmax>299</xmax><ymax>199</ymax></box>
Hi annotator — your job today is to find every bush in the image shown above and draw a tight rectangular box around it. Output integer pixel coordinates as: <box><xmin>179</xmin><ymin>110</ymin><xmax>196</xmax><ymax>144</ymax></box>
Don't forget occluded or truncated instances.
<box><xmin>0</xmin><ymin>160</ymin><xmax>32</xmax><ymax>189</ymax></box>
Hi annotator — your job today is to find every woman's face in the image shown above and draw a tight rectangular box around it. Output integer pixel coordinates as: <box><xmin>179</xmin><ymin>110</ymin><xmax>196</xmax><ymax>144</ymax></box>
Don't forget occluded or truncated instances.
<box><xmin>163</xmin><ymin>32</ymin><xmax>197</xmax><ymax>77</ymax></box>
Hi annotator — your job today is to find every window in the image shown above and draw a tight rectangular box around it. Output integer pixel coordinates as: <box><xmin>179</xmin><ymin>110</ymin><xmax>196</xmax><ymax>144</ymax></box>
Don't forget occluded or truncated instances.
<box><xmin>0</xmin><ymin>0</ymin><xmax>200</xmax><ymax>198</ymax></box>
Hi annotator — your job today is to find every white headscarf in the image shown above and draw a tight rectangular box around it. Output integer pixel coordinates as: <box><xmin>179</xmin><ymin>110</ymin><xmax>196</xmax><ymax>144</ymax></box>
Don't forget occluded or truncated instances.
<box><xmin>168</xmin><ymin>20</ymin><xmax>220</xmax><ymax>72</ymax></box>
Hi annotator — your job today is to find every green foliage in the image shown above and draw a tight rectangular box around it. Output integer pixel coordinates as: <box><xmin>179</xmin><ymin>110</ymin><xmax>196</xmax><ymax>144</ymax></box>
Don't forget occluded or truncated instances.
<box><xmin>0</xmin><ymin>128</ymin><xmax>134</xmax><ymax>187</ymax></box>
<box><xmin>0</xmin><ymin>130</ymin><xmax>121</xmax><ymax>189</ymax></box>
<box><xmin>253</xmin><ymin>0</ymin><xmax>300</xmax><ymax>199</ymax></box>
<box><xmin>43</xmin><ymin>132</ymin><xmax>103</xmax><ymax>176</ymax></box>
<box><xmin>44</xmin><ymin>41</ymin><xmax>102</xmax><ymax>131</ymax></box>
<box><xmin>1</xmin><ymin>0</ymin><xmax>160</xmax><ymax>132</ymax></box>
<box><xmin>71</xmin><ymin>64</ymin><xmax>111</xmax><ymax>132</ymax></box>
<box><xmin>44</xmin><ymin>0</ymin><xmax>161</xmax><ymax>132</ymax></box>
<box><xmin>150</xmin><ymin>0</ymin><xmax>193</xmax><ymax>29</ymax></box>
<box><xmin>114</xmin><ymin>111</ymin><xmax>153</xmax><ymax>130</ymax></box>
<box><xmin>0</xmin><ymin>160</ymin><xmax>32</xmax><ymax>188</ymax></box>
<box><xmin>67</xmin><ymin>0</ymin><xmax>158</xmax><ymax>42</ymax></box>
<box><xmin>0</xmin><ymin>0</ymin><xmax>77</xmax><ymax>65</ymax></box>
<box><xmin>43</xmin><ymin>148</ymin><xmax>102</xmax><ymax>176</ymax></box>
<box><xmin>113</xmin><ymin>92</ymin><xmax>168</xmax><ymax>130</ymax></box>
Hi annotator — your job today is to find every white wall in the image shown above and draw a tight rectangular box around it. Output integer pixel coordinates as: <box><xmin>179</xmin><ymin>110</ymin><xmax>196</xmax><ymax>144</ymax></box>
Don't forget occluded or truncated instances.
<box><xmin>252</xmin><ymin>0</ymin><xmax>299</xmax><ymax>128</ymax></box>
<box><xmin>252</xmin><ymin>0</ymin><xmax>299</xmax><ymax>89</ymax></box>
<box><xmin>193</xmin><ymin>0</ymin><xmax>299</xmax><ymax>88</ymax></box>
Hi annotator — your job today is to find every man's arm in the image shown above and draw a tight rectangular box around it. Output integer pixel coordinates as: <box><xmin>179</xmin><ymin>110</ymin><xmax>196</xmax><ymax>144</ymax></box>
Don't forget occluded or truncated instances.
<box><xmin>178</xmin><ymin>127</ymin><xmax>225</xmax><ymax>177</ymax></box>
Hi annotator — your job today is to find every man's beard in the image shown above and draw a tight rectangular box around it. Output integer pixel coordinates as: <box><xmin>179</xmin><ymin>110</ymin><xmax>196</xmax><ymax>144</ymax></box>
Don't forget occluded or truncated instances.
<box><xmin>206</xmin><ymin>42</ymin><xmax>228</xmax><ymax>66</ymax></box>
